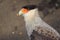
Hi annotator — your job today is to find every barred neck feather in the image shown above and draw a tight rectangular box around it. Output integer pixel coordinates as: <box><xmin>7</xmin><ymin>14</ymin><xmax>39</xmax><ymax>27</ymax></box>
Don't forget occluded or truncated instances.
<box><xmin>23</xmin><ymin>8</ymin><xmax>60</xmax><ymax>38</ymax></box>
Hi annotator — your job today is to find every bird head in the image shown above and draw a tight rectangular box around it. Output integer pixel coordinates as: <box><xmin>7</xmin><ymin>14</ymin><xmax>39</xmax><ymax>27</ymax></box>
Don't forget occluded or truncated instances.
<box><xmin>17</xmin><ymin>5</ymin><xmax>37</xmax><ymax>16</ymax></box>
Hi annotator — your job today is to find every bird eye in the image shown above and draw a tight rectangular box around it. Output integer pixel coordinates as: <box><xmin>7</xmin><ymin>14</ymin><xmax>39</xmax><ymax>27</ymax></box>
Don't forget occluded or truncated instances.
<box><xmin>21</xmin><ymin>8</ymin><xmax>28</xmax><ymax>14</ymax></box>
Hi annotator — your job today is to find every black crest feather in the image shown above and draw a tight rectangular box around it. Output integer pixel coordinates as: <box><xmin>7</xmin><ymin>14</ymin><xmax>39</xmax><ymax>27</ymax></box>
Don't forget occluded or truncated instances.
<box><xmin>22</xmin><ymin>5</ymin><xmax>37</xmax><ymax>10</ymax></box>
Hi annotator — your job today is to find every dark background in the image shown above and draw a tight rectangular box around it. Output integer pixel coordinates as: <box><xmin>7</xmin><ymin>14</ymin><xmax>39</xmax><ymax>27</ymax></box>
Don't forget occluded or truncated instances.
<box><xmin>0</xmin><ymin>0</ymin><xmax>60</xmax><ymax>40</ymax></box>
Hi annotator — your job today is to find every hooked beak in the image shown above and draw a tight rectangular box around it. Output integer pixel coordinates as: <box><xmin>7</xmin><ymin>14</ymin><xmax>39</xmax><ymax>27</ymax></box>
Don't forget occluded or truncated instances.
<box><xmin>17</xmin><ymin>10</ymin><xmax>23</xmax><ymax>16</ymax></box>
<box><xmin>17</xmin><ymin>8</ymin><xmax>28</xmax><ymax>16</ymax></box>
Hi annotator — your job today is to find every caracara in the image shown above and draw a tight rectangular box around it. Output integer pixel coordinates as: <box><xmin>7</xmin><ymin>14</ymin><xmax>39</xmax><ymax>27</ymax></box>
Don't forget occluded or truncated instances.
<box><xmin>17</xmin><ymin>5</ymin><xmax>60</xmax><ymax>40</ymax></box>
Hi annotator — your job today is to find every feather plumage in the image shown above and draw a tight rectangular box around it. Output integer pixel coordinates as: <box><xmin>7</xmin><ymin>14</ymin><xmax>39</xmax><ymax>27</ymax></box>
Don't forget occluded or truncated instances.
<box><xmin>18</xmin><ymin>5</ymin><xmax>60</xmax><ymax>40</ymax></box>
<box><xmin>22</xmin><ymin>8</ymin><xmax>60</xmax><ymax>40</ymax></box>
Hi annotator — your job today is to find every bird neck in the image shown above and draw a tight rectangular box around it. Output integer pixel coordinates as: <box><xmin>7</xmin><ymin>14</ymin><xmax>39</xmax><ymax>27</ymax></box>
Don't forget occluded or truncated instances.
<box><xmin>23</xmin><ymin>8</ymin><xmax>42</xmax><ymax>36</ymax></box>
<box><xmin>23</xmin><ymin>8</ymin><xmax>41</xmax><ymax>24</ymax></box>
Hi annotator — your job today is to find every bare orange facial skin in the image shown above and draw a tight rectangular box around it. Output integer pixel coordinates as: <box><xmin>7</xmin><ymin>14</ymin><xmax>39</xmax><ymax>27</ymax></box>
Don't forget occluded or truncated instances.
<box><xmin>21</xmin><ymin>8</ymin><xmax>28</xmax><ymax>14</ymax></box>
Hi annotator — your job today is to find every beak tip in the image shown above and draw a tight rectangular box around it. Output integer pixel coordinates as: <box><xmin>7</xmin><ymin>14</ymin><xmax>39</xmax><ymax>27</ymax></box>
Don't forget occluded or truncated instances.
<box><xmin>16</xmin><ymin>14</ymin><xmax>19</xmax><ymax>16</ymax></box>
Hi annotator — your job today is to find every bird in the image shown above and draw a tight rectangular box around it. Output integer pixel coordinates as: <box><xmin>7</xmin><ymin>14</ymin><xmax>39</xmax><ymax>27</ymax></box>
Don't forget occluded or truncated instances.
<box><xmin>17</xmin><ymin>5</ymin><xmax>60</xmax><ymax>40</ymax></box>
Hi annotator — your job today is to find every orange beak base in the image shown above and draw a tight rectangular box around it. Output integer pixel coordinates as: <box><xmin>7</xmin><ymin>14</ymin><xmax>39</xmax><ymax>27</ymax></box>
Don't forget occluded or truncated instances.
<box><xmin>21</xmin><ymin>8</ymin><xmax>28</xmax><ymax>14</ymax></box>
